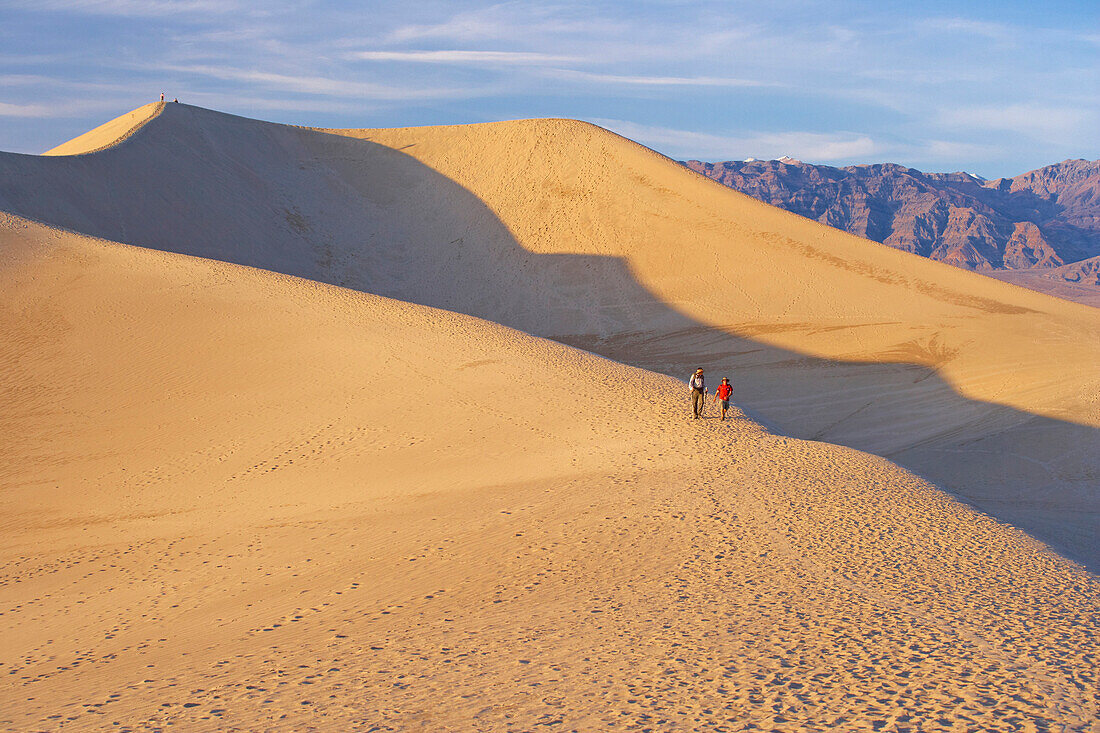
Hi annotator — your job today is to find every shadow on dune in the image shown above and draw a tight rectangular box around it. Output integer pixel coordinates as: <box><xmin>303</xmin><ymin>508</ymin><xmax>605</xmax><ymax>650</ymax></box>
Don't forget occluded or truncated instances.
<box><xmin>0</xmin><ymin>104</ymin><xmax>1097</xmax><ymax>571</ymax></box>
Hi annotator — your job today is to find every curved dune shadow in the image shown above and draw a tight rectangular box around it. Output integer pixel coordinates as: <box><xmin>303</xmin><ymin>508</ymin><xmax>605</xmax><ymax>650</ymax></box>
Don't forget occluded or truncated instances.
<box><xmin>1</xmin><ymin>104</ymin><xmax>1097</xmax><ymax>571</ymax></box>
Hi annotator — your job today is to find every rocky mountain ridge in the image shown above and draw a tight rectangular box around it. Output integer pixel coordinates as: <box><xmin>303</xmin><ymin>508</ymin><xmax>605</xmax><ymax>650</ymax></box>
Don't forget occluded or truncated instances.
<box><xmin>684</xmin><ymin>158</ymin><xmax>1100</xmax><ymax>271</ymax></box>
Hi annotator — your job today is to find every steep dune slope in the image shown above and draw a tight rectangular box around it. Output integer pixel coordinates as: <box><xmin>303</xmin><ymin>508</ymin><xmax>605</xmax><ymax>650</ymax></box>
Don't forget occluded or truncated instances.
<box><xmin>42</xmin><ymin>102</ymin><xmax>164</xmax><ymax>157</ymax></box>
<box><xmin>2</xmin><ymin>216</ymin><xmax>1099</xmax><ymax>731</ymax></box>
<box><xmin>1</xmin><ymin>104</ymin><xmax>1098</xmax><ymax>567</ymax></box>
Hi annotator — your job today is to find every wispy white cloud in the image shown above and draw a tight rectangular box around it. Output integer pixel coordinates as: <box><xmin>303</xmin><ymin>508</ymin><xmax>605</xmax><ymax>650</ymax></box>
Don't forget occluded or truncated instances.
<box><xmin>939</xmin><ymin>104</ymin><xmax>1091</xmax><ymax>140</ymax></box>
<box><xmin>385</xmin><ymin>14</ymin><xmax>512</xmax><ymax>43</ymax></box>
<box><xmin>346</xmin><ymin>50</ymin><xmax>578</xmax><ymax>65</ymax></box>
<box><xmin>0</xmin><ymin>100</ymin><xmax>49</xmax><ymax>117</ymax></box>
<box><xmin>0</xmin><ymin>53</ymin><xmax>76</xmax><ymax>66</ymax></box>
<box><xmin>0</xmin><ymin>98</ymin><xmax>139</xmax><ymax>118</ymax></box>
<box><xmin>590</xmin><ymin>118</ymin><xmax>877</xmax><ymax>163</ymax></box>
<box><xmin>923</xmin><ymin>139</ymin><xmax>1000</xmax><ymax>161</ymax></box>
<box><xmin>160</xmin><ymin>65</ymin><xmax>474</xmax><ymax>101</ymax></box>
<box><xmin>0</xmin><ymin>74</ymin><xmax>53</xmax><ymax>86</ymax></box>
<box><xmin>0</xmin><ymin>0</ymin><xmax>243</xmax><ymax>15</ymax></box>
<box><xmin>380</xmin><ymin>4</ymin><xmax>614</xmax><ymax>46</ymax></box>
<box><xmin>0</xmin><ymin>75</ymin><xmax>149</xmax><ymax>95</ymax></box>
<box><xmin>590</xmin><ymin>119</ymin><xmax>1011</xmax><ymax>172</ymax></box>
<box><xmin>179</xmin><ymin>92</ymin><xmax>365</xmax><ymax>115</ymax></box>
<box><xmin>547</xmin><ymin>69</ymin><xmax>776</xmax><ymax>88</ymax></box>
<box><xmin>854</xmin><ymin>68</ymin><xmax>1000</xmax><ymax>86</ymax></box>
<box><xmin>919</xmin><ymin>17</ymin><xmax>1015</xmax><ymax>40</ymax></box>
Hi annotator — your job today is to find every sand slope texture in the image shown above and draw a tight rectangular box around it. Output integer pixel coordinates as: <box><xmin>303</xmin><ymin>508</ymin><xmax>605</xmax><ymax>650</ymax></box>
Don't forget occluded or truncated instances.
<box><xmin>2</xmin><ymin>215</ymin><xmax>1099</xmax><ymax>731</ymax></box>
<box><xmin>1</xmin><ymin>103</ymin><xmax>1097</xmax><ymax>568</ymax></box>
<box><xmin>2</xmin><ymin>104</ymin><xmax>1100</xmax><ymax>730</ymax></box>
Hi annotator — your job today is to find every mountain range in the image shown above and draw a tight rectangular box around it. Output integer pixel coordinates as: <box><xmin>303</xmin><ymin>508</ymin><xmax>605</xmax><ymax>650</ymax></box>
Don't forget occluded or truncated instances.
<box><xmin>684</xmin><ymin>157</ymin><xmax>1100</xmax><ymax>275</ymax></box>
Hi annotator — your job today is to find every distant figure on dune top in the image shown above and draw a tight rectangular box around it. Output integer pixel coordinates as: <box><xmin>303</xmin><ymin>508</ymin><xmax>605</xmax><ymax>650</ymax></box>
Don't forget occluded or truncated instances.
<box><xmin>713</xmin><ymin>377</ymin><xmax>733</xmax><ymax>421</ymax></box>
<box><xmin>689</xmin><ymin>368</ymin><xmax>706</xmax><ymax>419</ymax></box>
<box><xmin>160</xmin><ymin>92</ymin><xmax>164</xmax><ymax>102</ymax></box>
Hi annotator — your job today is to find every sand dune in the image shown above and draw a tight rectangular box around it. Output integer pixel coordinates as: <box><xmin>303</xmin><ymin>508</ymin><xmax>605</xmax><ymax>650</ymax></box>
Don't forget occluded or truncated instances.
<box><xmin>1</xmin><ymin>103</ymin><xmax>1097</xmax><ymax>568</ymax></box>
<box><xmin>42</xmin><ymin>102</ymin><xmax>164</xmax><ymax>157</ymax></box>
<box><xmin>2</xmin><ymin>215</ymin><xmax>1099</xmax><ymax>731</ymax></box>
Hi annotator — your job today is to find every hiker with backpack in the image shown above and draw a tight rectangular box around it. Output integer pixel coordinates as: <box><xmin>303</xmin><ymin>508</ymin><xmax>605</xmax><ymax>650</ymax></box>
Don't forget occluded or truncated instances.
<box><xmin>689</xmin><ymin>368</ymin><xmax>706</xmax><ymax>419</ymax></box>
<box><xmin>713</xmin><ymin>377</ymin><xmax>733</xmax><ymax>421</ymax></box>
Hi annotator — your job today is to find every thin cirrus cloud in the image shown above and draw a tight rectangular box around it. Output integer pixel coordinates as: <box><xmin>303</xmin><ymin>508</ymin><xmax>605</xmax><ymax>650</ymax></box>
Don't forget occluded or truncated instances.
<box><xmin>590</xmin><ymin>119</ymin><xmax>877</xmax><ymax>162</ymax></box>
<box><xmin>546</xmin><ymin>69</ymin><xmax>778</xmax><ymax>88</ymax></box>
<box><xmin>384</xmin><ymin>16</ymin><xmax>512</xmax><ymax>44</ymax></box>
<box><xmin>0</xmin><ymin>101</ymin><xmax>50</xmax><ymax>117</ymax></box>
<box><xmin>179</xmin><ymin>91</ymin><xmax>366</xmax><ymax>115</ymax></box>
<box><xmin>0</xmin><ymin>0</ymin><xmax>242</xmax><ymax>15</ymax></box>
<box><xmin>159</xmin><ymin>65</ymin><xmax>475</xmax><ymax>101</ymax></box>
<box><xmin>0</xmin><ymin>98</ymin><xmax>140</xmax><ymax>118</ymax></box>
<box><xmin>346</xmin><ymin>50</ymin><xmax>579</xmax><ymax>65</ymax></box>
<box><xmin>939</xmin><ymin>104</ymin><xmax>1093</xmax><ymax>140</ymax></box>
<box><xmin>923</xmin><ymin>139</ymin><xmax>999</xmax><ymax>162</ymax></box>
<box><xmin>0</xmin><ymin>74</ymin><xmax>56</xmax><ymax>87</ymax></box>
<box><xmin>918</xmin><ymin>17</ymin><xmax>1015</xmax><ymax>40</ymax></box>
<box><xmin>593</xmin><ymin>119</ymin><xmax>1001</xmax><ymax>170</ymax></box>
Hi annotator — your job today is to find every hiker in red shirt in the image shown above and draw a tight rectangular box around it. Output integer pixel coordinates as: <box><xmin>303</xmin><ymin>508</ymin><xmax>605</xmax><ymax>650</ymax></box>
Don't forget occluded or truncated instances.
<box><xmin>713</xmin><ymin>377</ymin><xmax>733</xmax><ymax>421</ymax></box>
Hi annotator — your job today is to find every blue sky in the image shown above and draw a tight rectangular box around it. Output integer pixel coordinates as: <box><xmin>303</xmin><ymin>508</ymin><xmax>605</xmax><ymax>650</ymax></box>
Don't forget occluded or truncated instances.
<box><xmin>0</xmin><ymin>0</ymin><xmax>1096</xmax><ymax>177</ymax></box>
